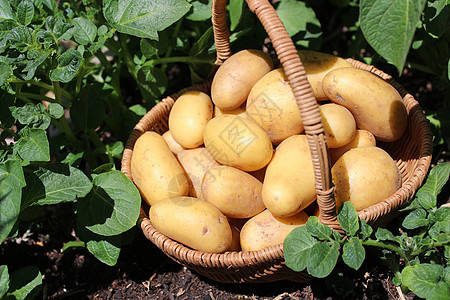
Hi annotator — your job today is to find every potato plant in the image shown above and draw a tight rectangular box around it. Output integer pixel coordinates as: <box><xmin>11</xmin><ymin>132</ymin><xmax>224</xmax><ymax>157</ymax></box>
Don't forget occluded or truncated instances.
<box><xmin>0</xmin><ymin>0</ymin><xmax>448</xmax><ymax>298</ymax></box>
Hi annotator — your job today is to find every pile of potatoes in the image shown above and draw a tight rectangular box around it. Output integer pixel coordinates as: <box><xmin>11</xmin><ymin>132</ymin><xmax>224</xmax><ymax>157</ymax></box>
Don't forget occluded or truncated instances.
<box><xmin>131</xmin><ymin>49</ymin><xmax>407</xmax><ymax>254</ymax></box>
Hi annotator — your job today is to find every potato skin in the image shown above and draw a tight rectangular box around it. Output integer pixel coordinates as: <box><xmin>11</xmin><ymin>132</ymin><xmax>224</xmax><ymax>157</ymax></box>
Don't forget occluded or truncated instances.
<box><xmin>131</xmin><ymin>132</ymin><xmax>189</xmax><ymax>206</ymax></box>
<box><xmin>332</xmin><ymin>147</ymin><xmax>402</xmax><ymax>211</ymax></box>
<box><xmin>246</xmin><ymin>68</ymin><xmax>304</xmax><ymax>144</ymax></box>
<box><xmin>150</xmin><ymin>196</ymin><xmax>232</xmax><ymax>253</ymax></box>
<box><xmin>177</xmin><ymin>147</ymin><xmax>219</xmax><ymax>199</ymax></box>
<box><xmin>322</xmin><ymin>68</ymin><xmax>408</xmax><ymax>142</ymax></box>
<box><xmin>298</xmin><ymin>50</ymin><xmax>354</xmax><ymax>100</ymax></box>
<box><xmin>211</xmin><ymin>49</ymin><xmax>273</xmax><ymax>110</ymax></box>
<box><xmin>329</xmin><ymin>129</ymin><xmax>376</xmax><ymax>165</ymax></box>
<box><xmin>162</xmin><ymin>130</ymin><xmax>185</xmax><ymax>154</ymax></box>
<box><xmin>169</xmin><ymin>91</ymin><xmax>213</xmax><ymax>148</ymax></box>
<box><xmin>203</xmin><ymin>115</ymin><xmax>273</xmax><ymax>172</ymax></box>
<box><xmin>202</xmin><ymin>166</ymin><xmax>265</xmax><ymax>219</ymax></box>
<box><xmin>240</xmin><ymin>209</ymin><xmax>308</xmax><ymax>251</ymax></box>
<box><xmin>214</xmin><ymin>103</ymin><xmax>246</xmax><ymax>118</ymax></box>
<box><xmin>262</xmin><ymin>135</ymin><xmax>316</xmax><ymax>217</ymax></box>
<box><xmin>319</xmin><ymin>103</ymin><xmax>356</xmax><ymax>148</ymax></box>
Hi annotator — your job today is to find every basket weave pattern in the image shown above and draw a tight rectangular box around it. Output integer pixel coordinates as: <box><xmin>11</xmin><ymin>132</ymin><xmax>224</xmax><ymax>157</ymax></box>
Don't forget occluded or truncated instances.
<box><xmin>121</xmin><ymin>0</ymin><xmax>432</xmax><ymax>283</ymax></box>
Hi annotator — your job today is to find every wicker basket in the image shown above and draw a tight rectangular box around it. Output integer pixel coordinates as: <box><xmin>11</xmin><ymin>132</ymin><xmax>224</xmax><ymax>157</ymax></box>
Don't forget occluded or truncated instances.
<box><xmin>121</xmin><ymin>0</ymin><xmax>433</xmax><ymax>283</ymax></box>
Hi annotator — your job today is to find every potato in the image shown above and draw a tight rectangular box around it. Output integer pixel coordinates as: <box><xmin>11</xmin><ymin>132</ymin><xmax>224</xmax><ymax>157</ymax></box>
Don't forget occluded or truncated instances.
<box><xmin>319</xmin><ymin>103</ymin><xmax>356</xmax><ymax>148</ymax></box>
<box><xmin>177</xmin><ymin>147</ymin><xmax>220</xmax><ymax>199</ymax></box>
<box><xmin>131</xmin><ymin>132</ymin><xmax>189</xmax><ymax>206</ymax></box>
<box><xmin>240</xmin><ymin>209</ymin><xmax>308</xmax><ymax>251</ymax></box>
<box><xmin>211</xmin><ymin>49</ymin><xmax>273</xmax><ymax>110</ymax></box>
<box><xmin>203</xmin><ymin>115</ymin><xmax>273</xmax><ymax>172</ymax></box>
<box><xmin>262</xmin><ymin>135</ymin><xmax>316</xmax><ymax>217</ymax></box>
<box><xmin>329</xmin><ymin>129</ymin><xmax>376</xmax><ymax>165</ymax></box>
<box><xmin>214</xmin><ymin>103</ymin><xmax>246</xmax><ymax>118</ymax></box>
<box><xmin>202</xmin><ymin>166</ymin><xmax>265</xmax><ymax>219</ymax></box>
<box><xmin>298</xmin><ymin>50</ymin><xmax>354</xmax><ymax>100</ymax></box>
<box><xmin>169</xmin><ymin>91</ymin><xmax>213</xmax><ymax>148</ymax></box>
<box><xmin>332</xmin><ymin>147</ymin><xmax>402</xmax><ymax>211</ymax></box>
<box><xmin>322</xmin><ymin>67</ymin><xmax>408</xmax><ymax>142</ymax></box>
<box><xmin>227</xmin><ymin>225</ymin><xmax>242</xmax><ymax>252</ymax></box>
<box><xmin>149</xmin><ymin>196</ymin><xmax>232</xmax><ymax>253</ymax></box>
<box><xmin>162</xmin><ymin>130</ymin><xmax>185</xmax><ymax>154</ymax></box>
<box><xmin>246</xmin><ymin>68</ymin><xmax>304</xmax><ymax>144</ymax></box>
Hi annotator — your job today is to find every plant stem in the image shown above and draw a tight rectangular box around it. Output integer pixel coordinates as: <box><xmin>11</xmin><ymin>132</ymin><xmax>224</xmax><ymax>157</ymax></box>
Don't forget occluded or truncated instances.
<box><xmin>363</xmin><ymin>239</ymin><xmax>405</xmax><ymax>259</ymax></box>
<box><xmin>119</xmin><ymin>34</ymin><xmax>138</xmax><ymax>81</ymax></box>
<box><xmin>143</xmin><ymin>56</ymin><xmax>214</xmax><ymax>67</ymax></box>
<box><xmin>52</xmin><ymin>118</ymin><xmax>82</xmax><ymax>152</ymax></box>
<box><xmin>18</xmin><ymin>92</ymin><xmax>69</xmax><ymax>109</ymax></box>
<box><xmin>8</xmin><ymin>79</ymin><xmax>73</xmax><ymax>101</ymax></box>
<box><xmin>52</xmin><ymin>81</ymin><xmax>63</xmax><ymax>105</ymax></box>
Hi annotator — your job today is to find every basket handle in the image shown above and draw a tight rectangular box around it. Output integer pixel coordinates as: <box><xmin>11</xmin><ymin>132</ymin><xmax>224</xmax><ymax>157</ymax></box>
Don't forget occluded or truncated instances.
<box><xmin>211</xmin><ymin>0</ymin><xmax>339</xmax><ymax>229</ymax></box>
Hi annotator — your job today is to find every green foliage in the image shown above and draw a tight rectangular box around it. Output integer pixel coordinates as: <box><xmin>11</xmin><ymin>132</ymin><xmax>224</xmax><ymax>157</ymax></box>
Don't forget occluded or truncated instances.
<box><xmin>285</xmin><ymin>163</ymin><xmax>450</xmax><ymax>299</ymax></box>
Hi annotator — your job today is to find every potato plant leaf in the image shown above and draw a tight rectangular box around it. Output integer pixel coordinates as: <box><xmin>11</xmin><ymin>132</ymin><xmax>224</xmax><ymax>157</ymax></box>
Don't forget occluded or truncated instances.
<box><xmin>229</xmin><ymin>0</ymin><xmax>244</xmax><ymax>31</ymax></box>
<box><xmin>0</xmin><ymin>159</ymin><xmax>26</xmax><ymax>242</ymax></box>
<box><xmin>0</xmin><ymin>265</ymin><xmax>9</xmax><ymax>298</ymax></box>
<box><xmin>77</xmin><ymin>170</ymin><xmax>141</xmax><ymax>236</ymax></box>
<box><xmin>14</xmin><ymin>128</ymin><xmax>50</xmax><ymax>162</ymax></box>
<box><xmin>0</xmin><ymin>61</ymin><xmax>11</xmax><ymax>86</ymax></box>
<box><xmin>359</xmin><ymin>0</ymin><xmax>427</xmax><ymax>73</ymax></box>
<box><xmin>186</xmin><ymin>0</ymin><xmax>211</xmax><ymax>21</ymax></box>
<box><xmin>342</xmin><ymin>237</ymin><xmax>365</xmax><ymax>270</ymax></box>
<box><xmin>77</xmin><ymin>222</ymin><xmax>121</xmax><ymax>266</ymax></box>
<box><xmin>401</xmin><ymin>264</ymin><xmax>448</xmax><ymax>299</ymax></box>
<box><xmin>337</xmin><ymin>202</ymin><xmax>359</xmax><ymax>236</ymax></box>
<box><xmin>0</xmin><ymin>0</ymin><xmax>15</xmax><ymax>21</ymax></box>
<box><xmin>7</xmin><ymin>266</ymin><xmax>42</xmax><ymax>300</ymax></box>
<box><xmin>306</xmin><ymin>241</ymin><xmax>340</xmax><ymax>278</ymax></box>
<box><xmin>21</xmin><ymin>163</ymin><xmax>93</xmax><ymax>208</ymax></box>
<box><xmin>17</xmin><ymin>0</ymin><xmax>34</xmax><ymax>26</ymax></box>
<box><xmin>49</xmin><ymin>49</ymin><xmax>83</xmax><ymax>83</ymax></box>
<box><xmin>402</xmin><ymin>208</ymin><xmax>429</xmax><ymax>229</ymax></box>
<box><xmin>103</xmin><ymin>0</ymin><xmax>191</xmax><ymax>40</ymax></box>
<box><xmin>284</xmin><ymin>226</ymin><xmax>318</xmax><ymax>272</ymax></box>
<box><xmin>6</xmin><ymin>26</ymin><xmax>36</xmax><ymax>52</ymax></box>
<box><xmin>73</xmin><ymin>17</ymin><xmax>97</xmax><ymax>45</ymax></box>
<box><xmin>305</xmin><ymin>216</ymin><xmax>332</xmax><ymax>240</ymax></box>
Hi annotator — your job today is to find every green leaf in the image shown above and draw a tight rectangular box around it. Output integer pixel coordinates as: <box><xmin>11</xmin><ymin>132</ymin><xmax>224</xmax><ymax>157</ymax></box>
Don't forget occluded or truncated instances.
<box><xmin>11</xmin><ymin>103</ymin><xmax>51</xmax><ymax>129</ymax></box>
<box><xmin>140</xmin><ymin>39</ymin><xmax>158</xmax><ymax>58</ymax></box>
<box><xmin>43</xmin><ymin>16</ymin><xmax>74</xmax><ymax>42</ymax></box>
<box><xmin>229</xmin><ymin>0</ymin><xmax>244</xmax><ymax>31</ymax></box>
<box><xmin>70</xmin><ymin>83</ymin><xmax>106</xmax><ymax>131</ymax></box>
<box><xmin>422</xmin><ymin>0</ymin><xmax>450</xmax><ymax>38</ymax></box>
<box><xmin>402</xmin><ymin>208</ymin><xmax>429</xmax><ymax>229</ymax></box>
<box><xmin>103</xmin><ymin>0</ymin><xmax>191</xmax><ymax>39</ymax></box>
<box><xmin>0</xmin><ymin>0</ymin><xmax>15</xmax><ymax>21</ymax></box>
<box><xmin>305</xmin><ymin>216</ymin><xmax>333</xmax><ymax>240</ymax></box>
<box><xmin>359</xmin><ymin>219</ymin><xmax>373</xmax><ymax>240</ymax></box>
<box><xmin>342</xmin><ymin>237</ymin><xmax>365</xmax><ymax>270</ymax></box>
<box><xmin>0</xmin><ymin>160</ymin><xmax>25</xmax><ymax>242</ymax></box>
<box><xmin>73</xmin><ymin>17</ymin><xmax>97</xmax><ymax>45</ymax></box>
<box><xmin>0</xmin><ymin>61</ymin><xmax>11</xmax><ymax>86</ymax></box>
<box><xmin>106</xmin><ymin>142</ymin><xmax>124</xmax><ymax>159</ymax></box>
<box><xmin>0</xmin><ymin>20</ymin><xmax>16</xmax><ymax>40</ymax></box>
<box><xmin>61</xmin><ymin>240</ymin><xmax>86</xmax><ymax>252</ymax></box>
<box><xmin>284</xmin><ymin>226</ymin><xmax>318</xmax><ymax>272</ymax></box>
<box><xmin>375</xmin><ymin>227</ymin><xmax>397</xmax><ymax>242</ymax></box>
<box><xmin>77</xmin><ymin>222</ymin><xmax>121</xmax><ymax>266</ymax></box>
<box><xmin>307</xmin><ymin>241</ymin><xmax>340</xmax><ymax>278</ymax></box>
<box><xmin>77</xmin><ymin>170</ymin><xmax>141</xmax><ymax>236</ymax></box>
<box><xmin>22</xmin><ymin>163</ymin><xmax>93</xmax><ymax>208</ymax></box>
<box><xmin>337</xmin><ymin>202</ymin><xmax>359</xmax><ymax>236</ymax></box>
<box><xmin>7</xmin><ymin>266</ymin><xmax>42</xmax><ymax>300</ymax></box>
<box><xmin>0</xmin><ymin>265</ymin><xmax>9</xmax><ymax>298</ymax></box>
<box><xmin>15</xmin><ymin>128</ymin><xmax>50</xmax><ymax>162</ymax></box>
<box><xmin>190</xmin><ymin>26</ymin><xmax>214</xmax><ymax>57</ymax></box>
<box><xmin>186</xmin><ymin>0</ymin><xmax>211</xmax><ymax>21</ymax></box>
<box><xmin>402</xmin><ymin>264</ymin><xmax>448</xmax><ymax>299</ymax></box>
<box><xmin>418</xmin><ymin>162</ymin><xmax>450</xmax><ymax>199</ymax></box>
<box><xmin>49</xmin><ymin>49</ymin><xmax>83</xmax><ymax>83</ymax></box>
<box><xmin>17</xmin><ymin>0</ymin><xmax>34</xmax><ymax>26</ymax></box>
<box><xmin>48</xmin><ymin>103</ymin><xmax>64</xmax><ymax>119</ymax></box>
<box><xmin>415</xmin><ymin>192</ymin><xmax>437</xmax><ymax>210</ymax></box>
<box><xmin>60</xmin><ymin>152</ymin><xmax>84</xmax><ymax>167</ymax></box>
<box><xmin>22</xmin><ymin>48</ymin><xmax>53</xmax><ymax>80</ymax></box>
<box><xmin>137</xmin><ymin>65</ymin><xmax>167</xmax><ymax>100</ymax></box>
<box><xmin>6</xmin><ymin>25</ymin><xmax>36</xmax><ymax>52</ymax></box>
<box><xmin>359</xmin><ymin>0</ymin><xmax>427</xmax><ymax>73</ymax></box>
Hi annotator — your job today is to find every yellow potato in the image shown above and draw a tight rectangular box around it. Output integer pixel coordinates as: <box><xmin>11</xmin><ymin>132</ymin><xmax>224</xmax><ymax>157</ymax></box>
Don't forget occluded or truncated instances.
<box><xmin>202</xmin><ymin>166</ymin><xmax>265</xmax><ymax>219</ymax></box>
<box><xmin>332</xmin><ymin>147</ymin><xmax>402</xmax><ymax>211</ymax></box>
<box><xmin>168</xmin><ymin>91</ymin><xmax>213</xmax><ymax>148</ymax></box>
<box><xmin>162</xmin><ymin>130</ymin><xmax>185</xmax><ymax>154</ymax></box>
<box><xmin>298</xmin><ymin>50</ymin><xmax>354</xmax><ymax>100</ymax></box>
<box><xmin>177</xmin><ymin>147</ymin><xmax>220</xmax><ymax>199</ymax></box>
<box><xmin>211</xmin><ymin>49</ymin><xmax>274</xmax><ymax>110</ymax></box>
<box><xmin>246</xmin><ymin>68</ymin><xmax>304</xmax><ymax>144</ymax></box>
<box><xmin>322</xmin><ymin>68</ymin><xmax>408</xmax><ymax>142</ymax></box>
<box><xmin>262</xmin><ymin>135</ymin><xmax>316</xmax><ymax>217</ymax></box>
<box><xmin>227</xmin><ymin>225</ymin><xmax>242</xmax><ymax>252</ymax></box>
<box><xmin>214</xmin><ymin>103</ymin><xmax>246</xmax><ymax>118</ymax></box>
<box><xmin>149</xmin><ymin>196</ymin><xmax>232</xmax><ymax>253</ymax></box>
<box><xmin>203</xmin><ymin>115</ymin><xmax>273</xmax><ymax>172</ymax></box>
<box><xmin>240</xmin><ymin>209</ymin><xmax>308</xmax><ymax>251</ymax></box>
<box><xmin>319</xmin><ymin>103</ymin><xmax>356</xmax><ymax>148</ymax></box>
<box><xmin>329</xmin><ymin>129</ymin><xmax>376</xmax><ymax>165</ymax></box>
<box><xmin>131</xmin><ymin>132</ymin><xmax>189</xmax><ymax>206</ymax></box>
